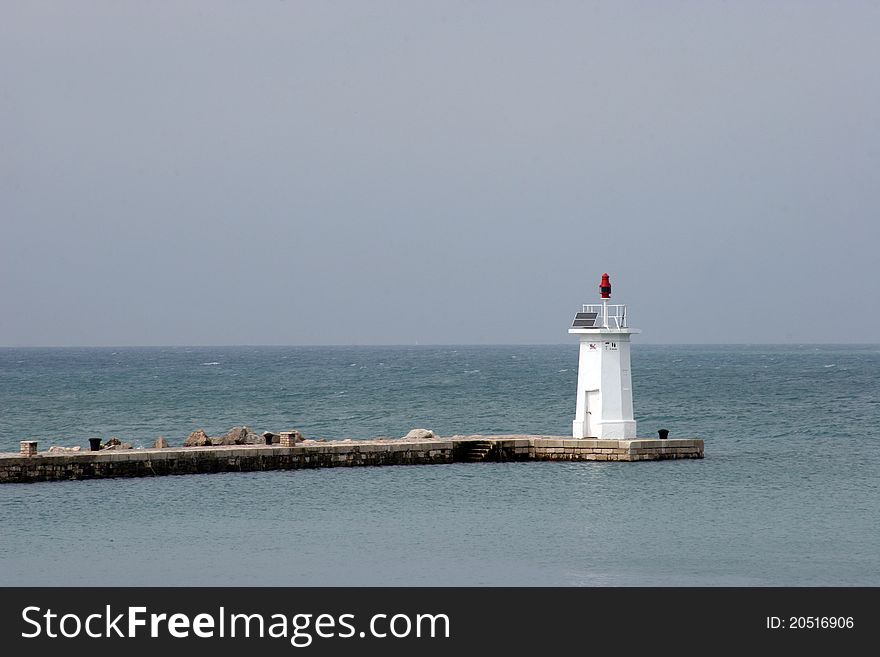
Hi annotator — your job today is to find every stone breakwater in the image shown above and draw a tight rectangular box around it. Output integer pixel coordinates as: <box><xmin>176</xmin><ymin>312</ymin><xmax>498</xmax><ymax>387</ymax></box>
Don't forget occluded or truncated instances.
<box><xmin>0</xmin><ymin>436</ymin><xmax>704</xmax><ymax>484</ymax></box>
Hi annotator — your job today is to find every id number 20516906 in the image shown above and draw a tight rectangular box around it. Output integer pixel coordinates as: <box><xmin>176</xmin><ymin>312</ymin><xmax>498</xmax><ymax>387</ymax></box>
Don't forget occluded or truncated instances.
<box><xmin>766</xmin><ymin>617</ymin><xmax>854</xmax><ymax>630</ymax></box>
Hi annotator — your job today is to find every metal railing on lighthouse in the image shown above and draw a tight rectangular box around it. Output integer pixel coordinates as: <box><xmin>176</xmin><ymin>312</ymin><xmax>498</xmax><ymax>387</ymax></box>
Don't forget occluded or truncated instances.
<box><xmin>571</xmin><ymin>303</ymin><xmax>628</xmax><ymax>329</ymax></box>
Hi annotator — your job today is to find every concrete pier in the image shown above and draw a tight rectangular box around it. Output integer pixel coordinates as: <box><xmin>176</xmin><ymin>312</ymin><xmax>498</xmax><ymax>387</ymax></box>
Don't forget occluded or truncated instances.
<box><xmin>0</xmin><ymin>436</ymin><xmax>704</xmax><ymax>484</ymax></box>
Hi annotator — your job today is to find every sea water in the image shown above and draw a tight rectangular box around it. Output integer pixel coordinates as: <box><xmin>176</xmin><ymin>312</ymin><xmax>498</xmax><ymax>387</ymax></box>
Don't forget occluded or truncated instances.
<box><xmin>0</xmin><ymin>345</ymin><xmax>878</xmax><ymax>585</ymax></box>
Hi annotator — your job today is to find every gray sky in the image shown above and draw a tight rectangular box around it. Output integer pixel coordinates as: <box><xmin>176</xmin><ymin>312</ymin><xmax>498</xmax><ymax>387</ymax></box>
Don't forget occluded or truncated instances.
<box><xmin>2</xmin><ymin>1</ymin><xmax>878</xmax><ymax>345</ymax></box>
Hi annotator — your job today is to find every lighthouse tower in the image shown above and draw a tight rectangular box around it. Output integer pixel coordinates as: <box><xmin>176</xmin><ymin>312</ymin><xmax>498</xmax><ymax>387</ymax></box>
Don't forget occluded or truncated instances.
<box><xmin>568</xmin><ymin>273</ymin><xmax>641</xmax><ymax>439</ymax></box>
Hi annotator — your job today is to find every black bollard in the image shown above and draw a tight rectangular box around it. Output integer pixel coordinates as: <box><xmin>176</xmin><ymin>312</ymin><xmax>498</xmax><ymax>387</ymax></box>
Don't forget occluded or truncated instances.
<box><xmin>264</xmin><ymin>434</ymin><xmax>274</xmax><ymax>445</ymax></box>
<box><xmin>89</xmin><ymin>438</ymin><xmax>102</xmax><ymax>451</ymax></box>
<box><xmin>658</xmin><ymin>429</ymin><xmax>669</xmax><ymax>440</ymax></box>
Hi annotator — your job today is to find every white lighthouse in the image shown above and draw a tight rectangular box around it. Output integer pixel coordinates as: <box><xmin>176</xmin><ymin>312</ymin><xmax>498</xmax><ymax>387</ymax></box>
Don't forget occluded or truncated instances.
<box><xmin>568</xmin><ymin>273</ymin><xmax>640</xmax><ymax>439</ymax></box>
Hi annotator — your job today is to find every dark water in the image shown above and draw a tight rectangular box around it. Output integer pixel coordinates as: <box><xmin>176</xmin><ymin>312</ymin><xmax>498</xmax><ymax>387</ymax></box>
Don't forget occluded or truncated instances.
<box><xmin>1</xmin><ymin>345</ymin><xmax>878</xmax><ymax>585</ymax></box>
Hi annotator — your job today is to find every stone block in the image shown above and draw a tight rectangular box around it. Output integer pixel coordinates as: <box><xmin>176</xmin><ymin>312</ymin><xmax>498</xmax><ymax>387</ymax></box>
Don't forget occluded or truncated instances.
<box><xmin>279</xmin><ymin>430</ymin><xmax>303</xmax><ymax>447</ymax></box>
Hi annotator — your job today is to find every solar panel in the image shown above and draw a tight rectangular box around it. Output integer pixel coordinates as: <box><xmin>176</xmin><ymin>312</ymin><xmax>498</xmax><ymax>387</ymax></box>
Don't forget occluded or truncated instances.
<box><xmin>572</xmin><ymin>312</ymin><xmax>598</xmax><ymax>328</ymax></box>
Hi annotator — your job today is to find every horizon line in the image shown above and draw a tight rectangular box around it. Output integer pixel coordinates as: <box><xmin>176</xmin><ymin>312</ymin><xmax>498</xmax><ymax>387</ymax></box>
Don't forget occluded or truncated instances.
<box><xmin>1</xmin><ymin>342</ymin><xmax>878</xmax><ymax>349</ymax></box>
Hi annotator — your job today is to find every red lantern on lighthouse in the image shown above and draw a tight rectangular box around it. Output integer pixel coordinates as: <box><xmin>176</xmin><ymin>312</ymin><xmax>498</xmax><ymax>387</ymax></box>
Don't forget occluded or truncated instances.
<box><xmin>599</xmin><ymin>273</ymin><xmax>611</xmax><ymax>299</ymax></box>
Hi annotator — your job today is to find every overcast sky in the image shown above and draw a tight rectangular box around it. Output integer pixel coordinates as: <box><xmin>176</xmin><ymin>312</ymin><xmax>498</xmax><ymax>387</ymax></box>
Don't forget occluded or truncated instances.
<box><xmin>2</xmin><ymin>1</ymin><xmax>878</xmax><ymax>346</ymax></box>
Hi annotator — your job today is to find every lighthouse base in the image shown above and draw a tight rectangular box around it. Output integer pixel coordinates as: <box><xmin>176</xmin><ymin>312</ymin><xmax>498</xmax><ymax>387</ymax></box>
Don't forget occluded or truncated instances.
<box><xmin>572</xmin><ymin>420</ymin><xmax>637</xmax><ymax>440</ymax></box>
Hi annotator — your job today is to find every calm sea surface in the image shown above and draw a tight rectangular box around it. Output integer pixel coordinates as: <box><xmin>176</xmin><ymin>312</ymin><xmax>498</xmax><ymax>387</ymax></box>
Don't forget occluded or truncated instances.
<box><xmin>1</xmin><ymin>344</ymin><xmax>878</xmax><ymax>585</ymax></box>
